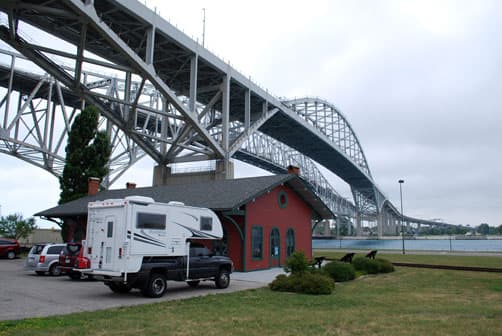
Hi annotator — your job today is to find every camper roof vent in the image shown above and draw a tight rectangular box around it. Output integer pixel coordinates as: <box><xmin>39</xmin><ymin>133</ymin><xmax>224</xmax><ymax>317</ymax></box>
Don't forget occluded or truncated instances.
<box><xmin>125</xmin><ymin>196</ymin><xmax>155</xmax><ymax>205</ymax></box>
<box><xmin>168</xmin><ymin>201</ymin><xmax>185</xmax><ymax>206</ymax></box>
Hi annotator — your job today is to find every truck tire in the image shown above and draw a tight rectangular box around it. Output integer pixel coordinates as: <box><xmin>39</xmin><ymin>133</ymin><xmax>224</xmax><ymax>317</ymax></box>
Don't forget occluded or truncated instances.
<box><xmin>108</xmin><ymin>282</ymin><xmax>132</xmax><ymax>294</ymax></box>
<box><xmin>215</xmin><ymin>269</ymin><xmax>230</xmax><ymax>289</ymax></box>
<box><xmin>187</xmin><ymin>280</ymin><xmax>200</xmax><ymax>287</ymax></box>
<box><xmin>141</xmin><ymin>273</ymin><xmax>167</xmax><ymax>298</ymax></box>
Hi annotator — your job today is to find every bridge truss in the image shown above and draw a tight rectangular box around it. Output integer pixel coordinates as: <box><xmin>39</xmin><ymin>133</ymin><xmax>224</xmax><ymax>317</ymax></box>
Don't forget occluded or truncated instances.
<box><xmin>0</xmin><ymin>0</ymin><xmax>451</xmax><ymax>234</ymax></box>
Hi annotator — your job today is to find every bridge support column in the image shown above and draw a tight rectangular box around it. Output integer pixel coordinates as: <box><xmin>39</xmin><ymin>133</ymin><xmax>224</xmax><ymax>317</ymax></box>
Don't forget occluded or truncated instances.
<box><xmin>152</xmin><ymin>165</ymin><xmax>171</xmax><ymax>186</ymax></box>
<box><xmin>152</xmin><ymin>160</ymin><xmax>234</xmax><ymax>186</ymax></box>
<box><xmin>336</xmin><ymin>216</ymin><xmax>341</xmax><ymax>239</ymax></box>
<box><xmin>323</xmin><ymin>220</ymin><xmax>331</xmax><ymax>236</ymax></box>
<box><xmin>355</xmin><ymin>213</ymin><xmax>362</xmax><ymax>236</ymax></box>
<box><xmin>377</xmin><ymin>211</ymin><xmax>384</xmax><ymax>237</ymax></box>
<box><xmin>385</xmin><ymin>213</ymin><xmax>391</xmax><ymax>236</ymax></box>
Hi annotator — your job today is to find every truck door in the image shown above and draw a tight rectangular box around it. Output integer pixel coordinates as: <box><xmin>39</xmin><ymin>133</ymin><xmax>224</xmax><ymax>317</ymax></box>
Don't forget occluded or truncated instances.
<box><xmin>97</xmin><ymin>215</ymin><xmax>117</xmax><ymax>271</ymax></box>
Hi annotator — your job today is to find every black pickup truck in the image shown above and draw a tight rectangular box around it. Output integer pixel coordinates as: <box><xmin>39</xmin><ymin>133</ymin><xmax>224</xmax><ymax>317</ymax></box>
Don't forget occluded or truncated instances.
<box><xmin>102</xmin><ymin>243</ymin><xmax>233</xmax><ymax>298</ymax></box>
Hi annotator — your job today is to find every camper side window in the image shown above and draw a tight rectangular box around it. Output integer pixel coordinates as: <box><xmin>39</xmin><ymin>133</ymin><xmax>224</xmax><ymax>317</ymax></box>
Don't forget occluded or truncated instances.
<box><xmin>201</xmin><ymin>216</ymin><xmax>212</xmax><ymax>231</ymax></box>
<box><xmin>137</xmin><ymin>212</ymin><xmax>166</xmax><ymax>230</ymax></box>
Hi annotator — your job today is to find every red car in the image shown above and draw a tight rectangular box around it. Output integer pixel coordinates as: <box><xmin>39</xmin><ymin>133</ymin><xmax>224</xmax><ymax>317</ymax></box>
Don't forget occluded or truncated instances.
<box><xmin>0</xmin><ymin>238</ymin><xmax>21</xmax><ymax>259</ymax></box>
<box><xmin>58</xmin><ymin>242</ymin><xmax>91</xmax><ymax>279</ymax></box>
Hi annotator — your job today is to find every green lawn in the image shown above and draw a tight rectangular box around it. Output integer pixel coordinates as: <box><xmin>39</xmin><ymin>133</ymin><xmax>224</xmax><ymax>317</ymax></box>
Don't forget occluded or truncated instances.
<box><xmin>1</xmin><ymin>265</ymin><xmax>501</xmax><ymax>336</ymax></box>
<box><xmin>314</xmin><ymin>250</ymin><xmax>502</xmax><ymax>268</ymax></box>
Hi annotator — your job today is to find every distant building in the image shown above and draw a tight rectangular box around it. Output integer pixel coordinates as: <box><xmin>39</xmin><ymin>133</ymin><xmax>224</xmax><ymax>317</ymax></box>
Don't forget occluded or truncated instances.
<box><xmin>19</xmin><ymin>228</ymin><xmax>62</xmax><ymax>246</ymax></box>
<box><xmin>36</xmin><ymin>174</ymin><xmax>333</xmax><ymax>271</ymax></box>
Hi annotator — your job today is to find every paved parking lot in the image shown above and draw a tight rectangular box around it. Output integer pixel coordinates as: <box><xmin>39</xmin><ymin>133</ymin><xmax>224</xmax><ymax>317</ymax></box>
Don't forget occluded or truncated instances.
<box><xmin>0</xmin><ymin>258</ymin><xmax>283</xmax><ymax>321</ymax></box>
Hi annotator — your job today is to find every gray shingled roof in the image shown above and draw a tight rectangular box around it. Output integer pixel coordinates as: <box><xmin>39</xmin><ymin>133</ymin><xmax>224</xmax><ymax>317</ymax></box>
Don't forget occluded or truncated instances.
<box><xmin>36</xmin><ymin>174</ymin><xmax>334</xmax><ymax>219</ymax></box>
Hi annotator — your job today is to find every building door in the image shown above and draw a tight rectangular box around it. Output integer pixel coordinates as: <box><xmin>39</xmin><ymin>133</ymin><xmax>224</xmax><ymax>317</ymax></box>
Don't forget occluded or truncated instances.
<box><xmin>270</xmin><ymin>228</ymin><xmax>280</xmax><ymax>267</ymax></box>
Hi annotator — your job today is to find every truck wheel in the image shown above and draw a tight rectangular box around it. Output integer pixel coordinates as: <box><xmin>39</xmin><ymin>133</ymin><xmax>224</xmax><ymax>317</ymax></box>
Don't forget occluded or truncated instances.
<box><xmin>215</xmin><ymin>269</ymin><xmax>230</xmax><ymax>289</ymax></box>
<box><xmin>49</xmin><ymin>264</ymin><xmax>61</xmax><ymax>276</ymax></box>
<box><xmin>7</xmin><ymin>251</ymin><xmax>16</xmax><ymax>259</ymax></box>
<box><xmin>108</xmin><ymin>282</ymin><xmax>132</xmax><ymax>294</ymax></box>
<box><xmin>187</xmin><ymin>280</ymin><xmax>200</xmax><ymax>288</ymax></box>
<box><xmin>141</xmin><ymin>273</ymin><xmax>167</xmax><ymax>298</ymax></box>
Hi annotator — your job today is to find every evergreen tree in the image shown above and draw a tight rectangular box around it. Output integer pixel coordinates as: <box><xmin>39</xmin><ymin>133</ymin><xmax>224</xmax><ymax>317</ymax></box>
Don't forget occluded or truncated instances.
<box><xmin>59</xmin><ymin>105</ymin><xmax>111</xmax><ymax>204</ymax></box>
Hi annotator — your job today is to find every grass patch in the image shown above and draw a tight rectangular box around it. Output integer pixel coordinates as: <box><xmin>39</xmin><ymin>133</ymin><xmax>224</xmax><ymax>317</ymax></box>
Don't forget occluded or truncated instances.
<box><xmin>1</xmin><ymin>268</ymin><xmax>501</xmax><ymax>336</ymax></box>
<box><xmin>314</xmin><ymin>250</ymin><xmax>502</xmax><ymax>268</ymax></box>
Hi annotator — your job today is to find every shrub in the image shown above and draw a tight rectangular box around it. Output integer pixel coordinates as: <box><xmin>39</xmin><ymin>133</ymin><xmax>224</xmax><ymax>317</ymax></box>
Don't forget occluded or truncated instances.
<box><xmin>284</xmin><ymin>251</ymin><xmax>310</xmax><ymax>275</ymax></box>
<box><xmin>269</xmin><ymin>274</ymin><xmax>292</xmax><ymax>292</ymax></box>
<box><xmin>322</xmin><ymin>261</ymin><xmax>356</xmax><ymax>282</ymax></box>
<box><xmin>352</xmin><ymin>256</ymin><xmax>380</xmax><ymax>274</ymax></box>
<box><xmin>376</xmin><ymin>258</ymin><xmax>395</xmax><ymax>273</ymax></box>
<box><xmin>269</xmin><ymin>273</ymin><xmax>335</xmax><ymax>295</ymax></box>
<box><xmin>297</xmin><ymin>273</ymin><xmax>335</xmax><ymax>295</ymax></box>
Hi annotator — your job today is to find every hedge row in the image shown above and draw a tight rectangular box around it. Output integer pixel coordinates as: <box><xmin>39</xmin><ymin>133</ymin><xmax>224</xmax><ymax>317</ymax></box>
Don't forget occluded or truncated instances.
<box><xmin>269</xmin><ymin>273</ymin><xmax>335</xmax><ymax>295</ymax></box>
<box><xmin>269</xmin><ymin>252</ymin><xmax>394</xmax><ymax>295</ymax></box>
<box><xmin>351</xmin><ymin>256</ymin><xmax>395</xmax><ymax>274</ymax></box>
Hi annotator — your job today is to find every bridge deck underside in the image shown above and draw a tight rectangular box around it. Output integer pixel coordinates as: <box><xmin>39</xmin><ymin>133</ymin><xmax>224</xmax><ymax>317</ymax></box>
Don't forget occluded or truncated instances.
<box><xmin>260</xmin><ymin>112</ymin><xmax>375</xmax><ymax>201</ymax></box>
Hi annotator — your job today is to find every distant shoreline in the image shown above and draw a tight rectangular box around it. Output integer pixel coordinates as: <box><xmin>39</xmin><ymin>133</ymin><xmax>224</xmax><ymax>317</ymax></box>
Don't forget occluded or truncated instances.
<box><xmin>313</xmin><ymin>235</ymin><xmax>502</xmax><ymax>240</ymax></box>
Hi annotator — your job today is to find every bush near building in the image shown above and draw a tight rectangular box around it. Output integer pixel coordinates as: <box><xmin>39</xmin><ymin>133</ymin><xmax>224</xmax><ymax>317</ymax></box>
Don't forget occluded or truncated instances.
<box><xmin>322</xmin><ymin>261</ymin><xmax>356</xmax><ymax>282</ymax></box>
<box><xmin>375</xmin><ymin>258</ymin><xmax>395</xmax><ymax>273</ymax></box>
<box><xmin>269</xmin><ymin>251</ymin><xmax>335</xmax><ymax>295</ymax></box>
<box><xmin>352</xmin><ymin>256</ymin><xmax>381</xmax><ymax>274</ymax></box>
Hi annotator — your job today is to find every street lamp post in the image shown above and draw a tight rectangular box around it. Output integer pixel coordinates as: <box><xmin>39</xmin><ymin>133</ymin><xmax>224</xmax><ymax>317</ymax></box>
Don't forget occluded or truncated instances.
<box><xmin>398</xmin><ymin>179</ymin><xmax>405</xmax><ymax>255</ymax></box>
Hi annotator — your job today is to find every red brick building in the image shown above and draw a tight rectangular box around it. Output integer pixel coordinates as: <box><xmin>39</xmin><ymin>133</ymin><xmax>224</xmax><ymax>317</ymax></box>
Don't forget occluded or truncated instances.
<box><xmin>36</xmin><ymin>175</ymin><xmax>333</xmax><ymax>271</ymax></box>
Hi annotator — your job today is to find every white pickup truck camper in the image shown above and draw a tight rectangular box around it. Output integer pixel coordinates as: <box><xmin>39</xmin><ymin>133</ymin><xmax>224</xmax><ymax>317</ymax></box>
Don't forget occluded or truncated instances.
<box><xmin>81</xmin><ymin>196</ymin><xmax>233</xmax><ymax>298</ymax></box>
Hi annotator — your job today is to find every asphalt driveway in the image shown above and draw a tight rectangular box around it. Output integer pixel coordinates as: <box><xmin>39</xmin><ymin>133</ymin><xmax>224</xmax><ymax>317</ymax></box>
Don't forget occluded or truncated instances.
<box><xmin>0</xmin><ymin>258</ymin><xmax>283</xmax><ymax>321</ymax></box>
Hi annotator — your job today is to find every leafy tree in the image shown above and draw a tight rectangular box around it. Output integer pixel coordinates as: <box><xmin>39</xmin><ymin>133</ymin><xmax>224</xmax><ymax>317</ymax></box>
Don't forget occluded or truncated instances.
<box><xmin>477</xmin><ymin>223</ymin><xmax>490</xmax><ymax>235</ymax></box>
<box><xmin>59</xmin><ymin>105</ymin><xmax>111</xmax><ymax>204</ymax></box>
<box><xmin>0</xmin><ymin>214</ymin><xmax>37</xmax><ymax>240</ymax></box>
<box><xmin>497</xmin><ymin>225</ymin><xmax>502</xmax><ymax>235</ymax></box>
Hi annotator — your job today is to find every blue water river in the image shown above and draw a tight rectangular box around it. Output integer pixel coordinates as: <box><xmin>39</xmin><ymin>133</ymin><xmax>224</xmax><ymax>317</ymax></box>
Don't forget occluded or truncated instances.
<box><xmin>313</xmin><ymin>239</ymin><xmax>502</xmax><ymax>252</ymax></box>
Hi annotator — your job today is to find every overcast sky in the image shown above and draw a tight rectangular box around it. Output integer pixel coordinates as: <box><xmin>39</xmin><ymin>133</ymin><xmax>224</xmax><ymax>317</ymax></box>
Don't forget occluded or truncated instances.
<box><xmin>0</xmin><ymin>0</ymin><xmax>501</xmax><ymax>228</ymax></box>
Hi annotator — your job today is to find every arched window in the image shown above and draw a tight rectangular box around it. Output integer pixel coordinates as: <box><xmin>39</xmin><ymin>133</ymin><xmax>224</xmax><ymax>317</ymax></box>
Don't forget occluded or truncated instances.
<box><xmin>270</xmin><ymin>228</ymin><xmax>280</xmax><ymax>259</ymax></box>
<box><xmin>252</xmin><ymin>226</ymin><xmax>263</xmax><ymax>260</ymax></box>
<box><xmin>286</xmin><ymin>229</ymin><xmax>295</xmax><ymax>257</ymax></box>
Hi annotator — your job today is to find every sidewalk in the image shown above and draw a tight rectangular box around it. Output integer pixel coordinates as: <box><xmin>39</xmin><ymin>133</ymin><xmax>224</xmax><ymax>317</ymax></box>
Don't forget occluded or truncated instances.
<box><xmin>232</xmin><ymin>268</ymin><xmax>285</xmax><ymax>284</ymax></box>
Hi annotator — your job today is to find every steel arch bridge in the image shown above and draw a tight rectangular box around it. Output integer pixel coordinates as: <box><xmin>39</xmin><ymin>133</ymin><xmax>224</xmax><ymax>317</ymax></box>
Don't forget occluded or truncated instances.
<box><xmin>0</xmin><ymin>0</ymin><xmax>450</xmax><ymax>234</ymax></box>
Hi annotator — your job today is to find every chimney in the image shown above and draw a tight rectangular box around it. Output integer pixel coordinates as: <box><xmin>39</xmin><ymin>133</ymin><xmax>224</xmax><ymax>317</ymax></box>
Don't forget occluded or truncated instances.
<box><xmin>287</xmin><ymin>165</ymin><xmax>300</xmax><ymax>175</ymax></box>
<box><xmin>88</xmin><ymin>177</ymin><xmax>100</xmax><ymax>196</ymax></box>
<box><xmin>126</xmin><ymin>182</ymin><xmax>136</xmax><ymax>189</ymax></box>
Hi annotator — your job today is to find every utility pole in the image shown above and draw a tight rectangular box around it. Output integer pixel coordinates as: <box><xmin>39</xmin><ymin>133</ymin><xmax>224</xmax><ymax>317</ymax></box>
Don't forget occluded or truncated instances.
<box><xmin>399</xmin><ymin>179</ymin><xmax>405</xmax><ymax>254</ymax></box>
<box><xmin>202</xmin><ymin>8</ymin><xmax>206</xmax><ymax>47</ymax></box>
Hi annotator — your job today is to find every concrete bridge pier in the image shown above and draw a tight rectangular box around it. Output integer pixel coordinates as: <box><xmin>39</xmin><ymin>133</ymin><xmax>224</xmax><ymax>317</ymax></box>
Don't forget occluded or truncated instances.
<box><xmin>377</xmin><ymin>211</ymin><xmax>384</xmax><ymax>237</ymax></box>
<box><xmin>153</xmin><ymin>160</ymin><xmax>234</xmax><ymax>186</ymax></box>
<box><xmin>355</xmin><ymin>213</ymin><xmax>362</xmax><ymax>236</ymax></box>
<box><xmin>336</xmin><ymin>216</ymin><xmax>341</xmax><ymax>239</ymax></box>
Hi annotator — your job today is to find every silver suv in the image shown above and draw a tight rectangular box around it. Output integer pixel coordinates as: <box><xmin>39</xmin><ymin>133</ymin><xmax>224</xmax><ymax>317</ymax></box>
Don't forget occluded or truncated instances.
<box><xmin>25</xmin><ymin>243</ymin><xmax>66</xmax><ymax>276</ymax></box>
